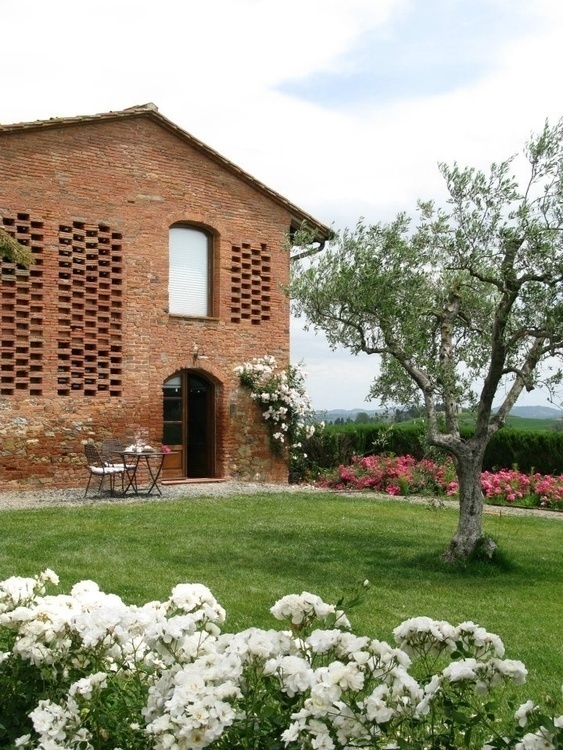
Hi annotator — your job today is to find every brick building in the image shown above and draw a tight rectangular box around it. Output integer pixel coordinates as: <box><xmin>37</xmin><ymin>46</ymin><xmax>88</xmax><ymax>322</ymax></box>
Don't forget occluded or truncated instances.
<box><xmin>0</xmin><ymin>104</ymin><xmax>329</xmax><ymax>490</ymax></box>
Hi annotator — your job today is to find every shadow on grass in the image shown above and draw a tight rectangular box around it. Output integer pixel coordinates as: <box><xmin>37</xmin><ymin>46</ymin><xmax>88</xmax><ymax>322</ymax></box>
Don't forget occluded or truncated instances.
<box><xmin>182</xmin><ymin>523</ymin><xmax>520</xmax><ymax>590</ymax></box>
<box><xmin>410</xmin><ymin>541</ymin><xmax>517</xmax><ymax>578</ymax></box>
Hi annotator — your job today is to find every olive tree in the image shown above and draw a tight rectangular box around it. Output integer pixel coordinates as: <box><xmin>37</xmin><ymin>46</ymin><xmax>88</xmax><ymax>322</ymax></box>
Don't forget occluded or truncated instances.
<box><xmin>290</xmin><ymin>119</ymin><xmax>563</xmax><ymax>561</ymax></box>
<box><xmin>0</xmin><ymin>229</ymin><xmax>34</xmax><ymax>266</ymax></box>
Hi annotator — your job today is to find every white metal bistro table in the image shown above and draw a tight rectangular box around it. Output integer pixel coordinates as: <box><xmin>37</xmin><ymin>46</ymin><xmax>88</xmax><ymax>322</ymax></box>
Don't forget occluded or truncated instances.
<box><xmin>117</xmin><ymin>450</ymin><xmax>170</xmax><ymax>496</ymax></box>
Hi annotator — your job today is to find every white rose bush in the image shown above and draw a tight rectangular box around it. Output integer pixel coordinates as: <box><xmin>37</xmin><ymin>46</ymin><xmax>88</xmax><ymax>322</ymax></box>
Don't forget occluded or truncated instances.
<box><xmin>1</xmin><ymin>571</ymin><xmax>562</xmax><ymax>749</ymax></box>
<box><xmin>234</xmin><ymin>356</ymin><xmax>320</xmax><ymax>472</ymax></box>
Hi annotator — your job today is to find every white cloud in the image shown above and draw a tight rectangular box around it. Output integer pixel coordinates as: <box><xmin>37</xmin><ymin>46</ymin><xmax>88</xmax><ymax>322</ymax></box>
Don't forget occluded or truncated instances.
<box><xmin>290</xmin><ymin>321</ymin><xmax>380</xmax><ymax>411</ymax></box>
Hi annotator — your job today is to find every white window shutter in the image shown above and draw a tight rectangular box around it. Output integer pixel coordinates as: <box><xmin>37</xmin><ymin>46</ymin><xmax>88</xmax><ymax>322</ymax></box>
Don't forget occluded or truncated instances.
<box><xmin>169</xmin><ymin>227</ymin><xmax>209</xmax><ymax>316</ymax></box>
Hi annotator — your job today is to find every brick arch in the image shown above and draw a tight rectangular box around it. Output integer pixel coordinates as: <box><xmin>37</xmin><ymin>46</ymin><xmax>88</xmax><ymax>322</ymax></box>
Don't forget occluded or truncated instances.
<box><xmin>165</xmin><ymin>358</ymin><xmax>225</xmax><ymax>388</ymax></box>
<box><xmin>164</xmin><ymin>211</ymin><xmax>226</xmax><ymax>238</ymax></box>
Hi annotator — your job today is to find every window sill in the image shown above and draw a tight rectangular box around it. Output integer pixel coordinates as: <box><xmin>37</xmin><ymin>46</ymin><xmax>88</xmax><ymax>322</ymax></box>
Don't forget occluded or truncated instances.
<box><xmin>168</xmin><ymin>313</ymin><xmax>220</xmax><ymax>323</ymax></box>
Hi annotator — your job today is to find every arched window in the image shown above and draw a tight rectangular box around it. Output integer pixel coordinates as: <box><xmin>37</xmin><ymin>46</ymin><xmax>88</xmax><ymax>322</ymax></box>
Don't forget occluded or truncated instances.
<box><xmin>169</xmin><ymin>225</ymin><xmax>212</xmax><ymax>317</ymax></box>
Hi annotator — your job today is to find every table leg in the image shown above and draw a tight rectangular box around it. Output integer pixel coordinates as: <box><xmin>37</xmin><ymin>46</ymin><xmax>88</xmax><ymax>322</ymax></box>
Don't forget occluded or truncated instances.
<box><xmin>122</xmin><ymin>456</ymin><xmax>140</xmax><ymax>495</ymax></box>
<box><xmin>144</xmin><ymin>455</ymin><xmax>164</xmax><ymax>496</ymax></box>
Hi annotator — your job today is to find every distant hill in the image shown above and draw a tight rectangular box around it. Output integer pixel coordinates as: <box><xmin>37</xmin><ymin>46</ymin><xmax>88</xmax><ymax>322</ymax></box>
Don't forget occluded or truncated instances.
<box><xmin>316</xmin><ymin>405</ymin><xmax>561</xmax><ymax>423</ymax></box>
<box><xmin>314</xmin><ymin>408</ymin><xmax>386</xmax><ymax>422</ymax></box>
<box><xmin>506</xmin><ymin>405</ymin><xmax>560</xmax><ymax>419</ymax></box>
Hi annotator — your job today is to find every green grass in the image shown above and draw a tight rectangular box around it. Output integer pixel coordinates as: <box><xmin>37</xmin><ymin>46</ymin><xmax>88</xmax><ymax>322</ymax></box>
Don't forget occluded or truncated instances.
<box><xmin>503</xmin><ymin>415</ymin><xmax>561</xmax><ymax>431</ymax></box>
<box><xmin>1</xmin><ymin>492</ymin><xmax>562</xmax><ymax>703</ymax></box>
<box><xmin>457</xmin><ymin>412</ymin><xmax>560</xmax><ymax>431</ymax></box>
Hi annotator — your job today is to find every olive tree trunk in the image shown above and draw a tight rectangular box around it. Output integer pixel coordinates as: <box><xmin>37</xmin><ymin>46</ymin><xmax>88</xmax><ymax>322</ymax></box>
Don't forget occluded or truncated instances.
<box><xmin>443</xmin><ymin>448</ymin><xmax>495</xmax><ymax>562</ymax></box>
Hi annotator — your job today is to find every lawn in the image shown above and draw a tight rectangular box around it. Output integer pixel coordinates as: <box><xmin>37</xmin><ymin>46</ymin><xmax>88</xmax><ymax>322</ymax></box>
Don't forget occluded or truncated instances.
<box><xmin>1</xmin><ymin>491</ymin><xmax>561</xmax><ymax>703</ymax></box>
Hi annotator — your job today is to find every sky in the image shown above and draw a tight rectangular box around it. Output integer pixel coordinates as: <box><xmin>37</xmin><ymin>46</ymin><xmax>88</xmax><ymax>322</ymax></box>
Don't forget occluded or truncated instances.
<box><xmin>3</xmin><ymin>0</ymin><xmax>563</xmax><ymax>411</ymax></box>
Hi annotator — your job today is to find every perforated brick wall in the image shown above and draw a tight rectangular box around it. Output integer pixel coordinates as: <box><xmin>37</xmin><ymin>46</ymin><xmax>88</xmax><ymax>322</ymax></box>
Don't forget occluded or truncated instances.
<box><xmin>0</xmin><ymin>213</ymin><xmax>45</xmax><ymax>396</ymax></box>
<box><xmin>57</xmin><ymin>221</ymin><xmax>123</xmax><ymax>397</ymax></box>
<box><xmin>230</xmin><ymin>243</ymin><xmax>272</xmax><ymax>324</ymax></box>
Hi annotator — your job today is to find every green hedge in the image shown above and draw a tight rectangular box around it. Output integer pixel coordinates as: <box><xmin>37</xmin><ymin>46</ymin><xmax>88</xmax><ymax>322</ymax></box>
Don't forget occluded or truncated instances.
<box><xmin>483</xmin><ymin>428</ymin><xmax>563</xmax><ymax>474</ymax></box>
<box><xmin>301</xmin><ymin>422</ymin><xmax>563</xmax><ymax>476</ymax></box>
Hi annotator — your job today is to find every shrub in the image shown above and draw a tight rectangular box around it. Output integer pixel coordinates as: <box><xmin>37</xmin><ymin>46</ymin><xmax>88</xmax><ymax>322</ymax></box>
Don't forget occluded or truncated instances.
<box><xmin>1</xmin><ymin>572</ymin><xmax>561</xmax><ymax>749</ymax></box>
<box><xmin>234</xmin><ymin>356</ymin><xmax>319</xmax><ymax>477</ymax></box>
<box><xmin>304</xmin><ymin>423</ymin><xmax>563</xmax><ymax>477</ymax></box>
<box><xmin>317</xmin><ymin>454</ymin><xmax>458</xmax><ymax>497</ymax></box>
<box><xmin>481</xmin><ymin>469</ymin><xmax>563</xmax><ymax>510</ymax></box>
<box><xmin>317</xmin><ymin>455</ymin><xmax>563</xmax><ymax>510</ymax></box>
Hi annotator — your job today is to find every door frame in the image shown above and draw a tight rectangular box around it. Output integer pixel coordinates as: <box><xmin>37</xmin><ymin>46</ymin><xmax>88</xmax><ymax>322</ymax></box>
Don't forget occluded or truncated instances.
<box><xmin>162</xmin><ymin>369</ymin><xmax>216</xmax><ymax>479</ymax></box>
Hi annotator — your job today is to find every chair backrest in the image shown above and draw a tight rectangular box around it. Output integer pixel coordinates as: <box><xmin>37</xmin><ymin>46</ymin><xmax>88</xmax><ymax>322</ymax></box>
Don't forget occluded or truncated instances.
<box><xmin>84</xmin><ymin>442</ymin><xmax>105</xmax><ymax>468</ymax></box>
<box><xmin>101</xmin><ymin>439</ymin><xmax>126</xmax><ymax>458</ymax></box>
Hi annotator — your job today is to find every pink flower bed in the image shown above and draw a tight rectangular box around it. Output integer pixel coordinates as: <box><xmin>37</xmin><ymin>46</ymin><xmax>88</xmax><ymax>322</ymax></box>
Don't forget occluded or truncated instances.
<box><xmin>317</xmin><ymin>455</ymin><xmax>563</xmax><ymax>510</ymax></box>
<box><xmin>481</xmin><ymin>468</ymin><xmax>563</xmax><ymax>509</ymax></box>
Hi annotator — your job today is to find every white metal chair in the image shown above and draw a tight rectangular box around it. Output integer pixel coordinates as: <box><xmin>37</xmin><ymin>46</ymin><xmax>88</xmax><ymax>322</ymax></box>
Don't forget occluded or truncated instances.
<box><xmin>84</xmin><ymin>442</ymin><xmax>126</xmax><ymax>497</ymax></box>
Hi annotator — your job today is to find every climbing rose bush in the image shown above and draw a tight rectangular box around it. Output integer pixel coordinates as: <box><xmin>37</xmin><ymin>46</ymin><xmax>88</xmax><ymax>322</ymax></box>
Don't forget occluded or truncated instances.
<box><xmin>234</xmin><ymin>355</ymin><xmax>320</xmax><ymax>461</ymax></box>
<box><xmin>1</xmin><ymin>570</ymin><xmax>562</xmax><ymax>749</ymax></box>
<box><xmin>318</xmin><ymin>455</ymin><xmax>563</xmax><ymax>509</ymax></box>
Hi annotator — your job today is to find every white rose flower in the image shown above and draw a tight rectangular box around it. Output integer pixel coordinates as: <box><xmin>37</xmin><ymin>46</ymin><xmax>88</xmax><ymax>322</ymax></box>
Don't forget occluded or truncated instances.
<box><xmin>442</xmin><ymin>658</ymin><xmax>479</xmax><ymax>682</ymax></box>
<box><xmin>515</xmin><ymin>700</ymin><xmax>537</xmax><ymax>727</ymax></box>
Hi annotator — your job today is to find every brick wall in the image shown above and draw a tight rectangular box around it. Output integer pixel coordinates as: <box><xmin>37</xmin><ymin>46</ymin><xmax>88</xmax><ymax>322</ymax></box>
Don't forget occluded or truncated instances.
<box><xmin>0</xmin><ymin>114</ymin><xmax>293</xmax><ymax>488</ymax></box>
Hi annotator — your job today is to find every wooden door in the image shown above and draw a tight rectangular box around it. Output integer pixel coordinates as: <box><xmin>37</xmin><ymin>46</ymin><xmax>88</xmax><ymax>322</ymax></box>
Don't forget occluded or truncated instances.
<box><xmin>162</xmin><ymin>371</ymin><xmax>215</xmax><ymax>478</ymax></box>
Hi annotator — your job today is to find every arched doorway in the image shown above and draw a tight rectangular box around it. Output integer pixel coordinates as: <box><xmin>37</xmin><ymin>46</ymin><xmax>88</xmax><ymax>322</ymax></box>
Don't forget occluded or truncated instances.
<box><xmin>162</xmin><ymin>371</ymin><xmax>215</xmax><ymax>479</ymax></box>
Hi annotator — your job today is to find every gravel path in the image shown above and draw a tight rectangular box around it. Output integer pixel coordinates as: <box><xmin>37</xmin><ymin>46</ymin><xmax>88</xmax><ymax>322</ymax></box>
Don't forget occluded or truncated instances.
<box><xmin>0</xmin><ymin>481</ymin><xmax>319</xmax><ymax>510</ymax></box>
<box><xmin>0</xmin><ymin>481</ymin><xmax>561</xmax><ymax>519</ymax></box>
